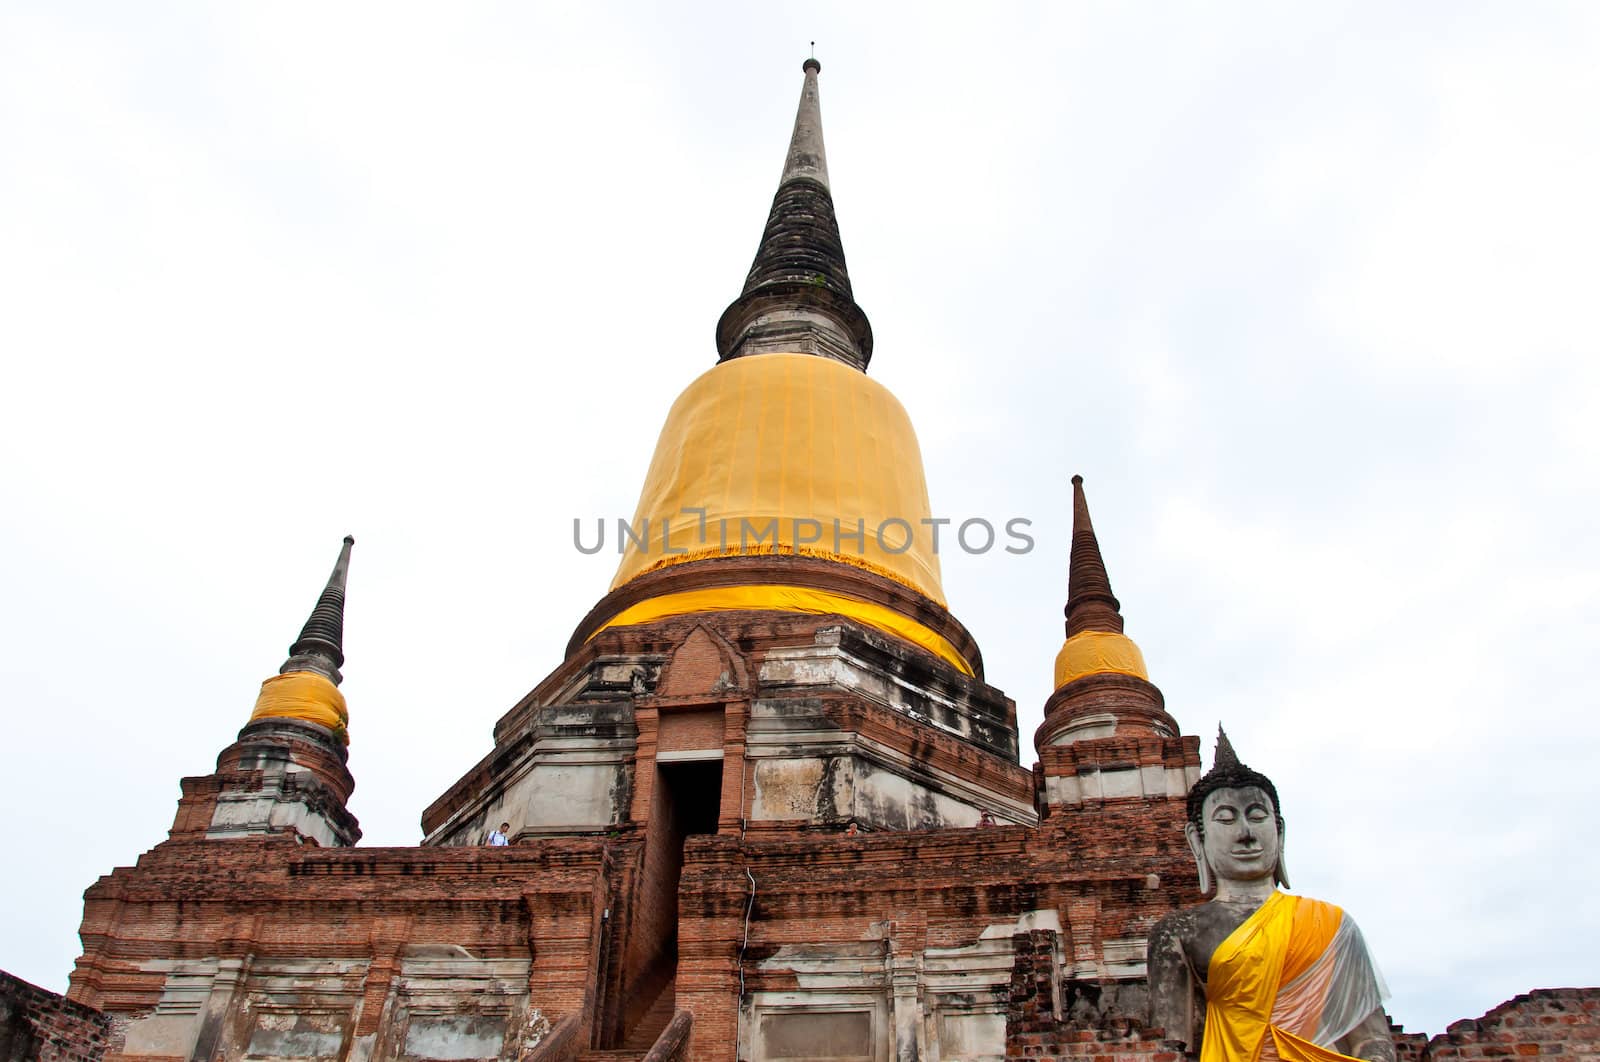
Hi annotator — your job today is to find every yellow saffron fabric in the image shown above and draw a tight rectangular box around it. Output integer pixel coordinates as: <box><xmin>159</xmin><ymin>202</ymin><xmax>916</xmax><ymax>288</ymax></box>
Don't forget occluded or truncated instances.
<box><xmin>249</xmin><ymin>670</ymin><xmax>349</xmax><ymax>741</ymax></box>
<box><xmin>1052</xmin><ymin>630</ymin><xmax>1148</xmax><ymax>689</ymax></box>
<box><xmin>609</xmin><ymin>353</ymin><xmax>946</xmax><ymax>605</ymax></box>
<box><xmin>1283</xmin><ymin>896</ymin><xmax>1344</xmax><ymax>985</ymax></box>
<box><xmin>590</xmin><ymin>584</ymin><xmax>975</xmax><ymax>676</ymax></box>
<box><xmin>1203</xmin><ymin>892</ymin><xmax>1363</xmax><ymax>1062</ymax></box>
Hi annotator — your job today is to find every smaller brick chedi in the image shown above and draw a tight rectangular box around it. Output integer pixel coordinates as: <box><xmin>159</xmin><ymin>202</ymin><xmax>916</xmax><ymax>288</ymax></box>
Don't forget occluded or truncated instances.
<box><xmin>190</xmin><ymin>535</ymin><xmax>361</xmax><ymax>849</ymax></box>
<box><xmin>25</xmin><ymin>58</ymin><xmax>1595</xmax><ymax>1062</ymax></box>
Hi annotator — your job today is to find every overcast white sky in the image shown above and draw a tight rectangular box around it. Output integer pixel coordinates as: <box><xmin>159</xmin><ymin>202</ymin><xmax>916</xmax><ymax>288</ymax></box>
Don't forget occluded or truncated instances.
<box><xmin>2</xmin><ymin>1</ymin><xmax>1596</xmax><ymax>1038</ymax></box>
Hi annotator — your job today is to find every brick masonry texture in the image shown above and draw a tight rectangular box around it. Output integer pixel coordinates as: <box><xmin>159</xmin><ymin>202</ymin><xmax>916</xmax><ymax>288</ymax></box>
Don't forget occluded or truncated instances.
<box><xmin>1393</xmin><ymin>990</ymin><xmax>1600</xmax><ymax>1062</ymax></box>
<box><xmin>0</xmin><ymin>970</ymin><xmax>110</xmax><ymax>1062</ymax></box>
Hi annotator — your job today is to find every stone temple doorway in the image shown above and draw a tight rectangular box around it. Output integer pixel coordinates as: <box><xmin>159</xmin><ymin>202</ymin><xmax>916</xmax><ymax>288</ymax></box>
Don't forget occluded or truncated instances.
<box><xmin>658</xmin><ymin>757</ymin><xmax>723</xmax><ymax>838</ymax></box>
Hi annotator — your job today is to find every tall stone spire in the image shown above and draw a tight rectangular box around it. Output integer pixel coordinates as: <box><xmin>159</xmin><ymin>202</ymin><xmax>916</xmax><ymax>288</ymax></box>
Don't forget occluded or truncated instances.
<box><xmin>281</xmin><ymin>535</ymin><xmax>353</xmax><ymax>684</ymax></box>
<box><xmin>1064</xmin><ymin>476</ymin><xmax>1125</xmax><ymax>637</ymax></box>
<box><xmin>716</xmin><ymin>58</ymin><xmax>874</xmax><ymax>371</ymax></box>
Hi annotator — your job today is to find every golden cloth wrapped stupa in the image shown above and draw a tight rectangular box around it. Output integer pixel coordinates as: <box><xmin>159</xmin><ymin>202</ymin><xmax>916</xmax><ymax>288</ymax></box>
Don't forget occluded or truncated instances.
<box><xmin>584</xmin><ymin>59</ymin><xmax>973</xmax><ymax>676</ymax></box>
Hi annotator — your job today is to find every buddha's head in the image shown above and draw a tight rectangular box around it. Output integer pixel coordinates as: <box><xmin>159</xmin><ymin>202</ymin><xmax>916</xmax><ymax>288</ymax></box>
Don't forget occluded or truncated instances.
<box><xmin>1184</xmin><ymin>728</ymin><xmax>1289</xmax><ymax>895</ymax></box>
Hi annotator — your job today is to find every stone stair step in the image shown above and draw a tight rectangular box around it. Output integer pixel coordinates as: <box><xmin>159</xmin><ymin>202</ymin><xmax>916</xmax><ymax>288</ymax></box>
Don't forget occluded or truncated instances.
<box><xmin>621</xmin><ymin>976</ymin><xmax>676</xmax><ymax>1051</ymax></box>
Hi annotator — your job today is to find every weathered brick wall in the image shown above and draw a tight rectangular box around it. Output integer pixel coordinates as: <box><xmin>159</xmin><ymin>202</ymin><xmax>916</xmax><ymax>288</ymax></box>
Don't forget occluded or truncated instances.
<box><xmin>655</xmin><ymin>626</ymin><xmax>743</xmax><ymax>699</ymax></box>
<box><xmin>673</xmin><ymin>817</ymin><xmax>1201</xmax><ymax>1062</ymax></box>
<box><xmin>1400</xmin><ymin>990</ymin><xmax>1600</xmax><ymax>1062</ymax></box>
<box><xmin>657</xmin><ymin>709</ymin><xmax>726</xmax><ymax>754</ymax></box>
<box><xmin>54</xmin><ymin>808</ymin><xmax>1600</xmax><ymax>1062</ymax></box>
<box><xmin>623</xmin><ymin>768</ymin><xmax>685</xmax><ymax>1032</ymax></box>
<box><xmin>1004</xmin><ymin>929</ymin><xmax>1172</xmax><ymax>1062</ymax></box>
<box><xmin>68</xmin><ymin>836</ymin><xmax>614</xmax><ymax>1060</ymax></box>
<box><xmin>0</xmin><ymin>970</ymin><xmax>110</xmax><ymax>1062</ymax></box>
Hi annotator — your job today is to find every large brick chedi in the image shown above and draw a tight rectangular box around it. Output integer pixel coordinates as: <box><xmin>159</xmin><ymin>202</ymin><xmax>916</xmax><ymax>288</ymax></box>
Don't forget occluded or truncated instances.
<box><xmin>37</xmin><ymin>58</ymin><xmax>1595</xmax><ymax>1062</ymax></box>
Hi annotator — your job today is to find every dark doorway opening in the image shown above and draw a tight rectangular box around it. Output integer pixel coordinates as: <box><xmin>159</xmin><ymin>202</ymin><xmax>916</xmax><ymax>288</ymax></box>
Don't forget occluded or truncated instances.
<box><xmin>659</xmin><ymin>758</ymin><xmax>724</xmax><ymax>837</ymax></box>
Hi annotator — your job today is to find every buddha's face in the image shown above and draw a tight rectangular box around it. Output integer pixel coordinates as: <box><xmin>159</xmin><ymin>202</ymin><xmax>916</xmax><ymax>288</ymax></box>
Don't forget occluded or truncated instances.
<box><xmin>1199</xmin><ymin>785</ymin><xmax>1281</xmax><ymax>885</ymax></box>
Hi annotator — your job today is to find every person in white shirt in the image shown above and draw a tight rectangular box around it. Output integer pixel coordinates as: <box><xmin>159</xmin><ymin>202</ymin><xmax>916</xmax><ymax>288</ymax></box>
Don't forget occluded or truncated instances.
<box><xmin>487</xmin><ymin>822</ymin><xmax>510</xmax><ymax>846</ymax></box>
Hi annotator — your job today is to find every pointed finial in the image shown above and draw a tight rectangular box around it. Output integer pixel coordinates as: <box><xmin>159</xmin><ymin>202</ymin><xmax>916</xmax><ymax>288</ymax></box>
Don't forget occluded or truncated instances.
<box><xmin>1214</xmin><ymin>725</ymin><xmax>1240</xmax><ymax>770</ymax></box>
<box><xmin>715</xmin><ymin>59</ymin><xmax>873</xmax><ymax>370</ymax></box>
<box><xmin>781</xmin><ymin>57</ymin><xmax>830</xmax><ymax>190</ymax></box>
<box><xmin>281</xmin><ymin>536</ymin><xmax>354</xmax><ymax>685</ymax></box>
<box><xmin>1064</xmin><ymin>475</ymin><xmax>1125</xmax><ymax>637</ymax></box>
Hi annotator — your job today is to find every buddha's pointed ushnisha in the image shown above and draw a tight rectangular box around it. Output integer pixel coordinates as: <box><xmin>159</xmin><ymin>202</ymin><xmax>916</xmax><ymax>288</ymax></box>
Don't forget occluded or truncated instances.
<box><xmin>1213</xmin><ymin>725</ymin><xmax>1241</xmax><ymax>771</ymax></box>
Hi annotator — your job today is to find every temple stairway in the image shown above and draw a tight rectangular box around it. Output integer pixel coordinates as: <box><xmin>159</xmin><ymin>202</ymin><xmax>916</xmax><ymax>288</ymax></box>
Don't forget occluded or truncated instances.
<box><xmin>579</xmin><ymin>975</ymin><xmax>676</xmax><ymax>1062</ymax></box>
<box><xmin>623</xmin><ymin>974</ymin><xmax>676</xmax><ymax>1050</ymax></box>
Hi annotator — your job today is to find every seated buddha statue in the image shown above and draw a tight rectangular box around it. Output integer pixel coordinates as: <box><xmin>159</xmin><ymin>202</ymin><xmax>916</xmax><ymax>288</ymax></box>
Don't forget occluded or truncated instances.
<box><xmin>1148</xmin><ymin>730</ymin><xmax>1394</xmax><ymax>1062</ymax></box>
